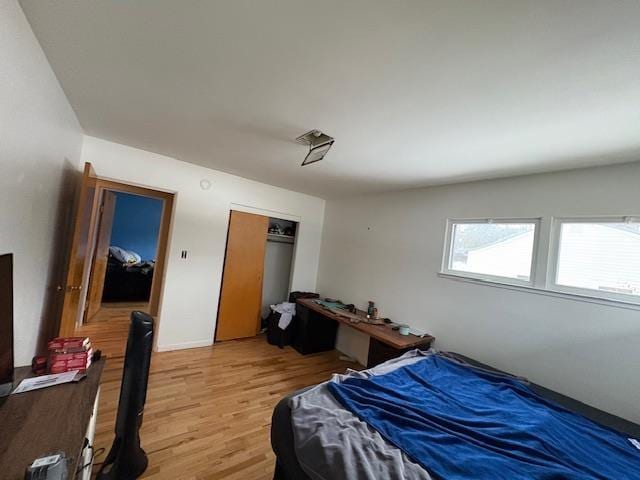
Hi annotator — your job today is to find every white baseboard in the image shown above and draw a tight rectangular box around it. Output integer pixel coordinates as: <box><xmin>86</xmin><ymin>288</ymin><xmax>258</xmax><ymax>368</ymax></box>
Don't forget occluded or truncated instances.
<box><xmin>156</xmin><ymin>339</ymin><xmax>213</xmax><ymax>352</ymax></box>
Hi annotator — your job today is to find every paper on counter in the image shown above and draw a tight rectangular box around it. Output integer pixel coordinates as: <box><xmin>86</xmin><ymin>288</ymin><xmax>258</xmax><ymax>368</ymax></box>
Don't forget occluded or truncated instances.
<box><xmin>12</xmin><ymin>370</ymin><xmax>79</xmax><ymax>394</ymax></box>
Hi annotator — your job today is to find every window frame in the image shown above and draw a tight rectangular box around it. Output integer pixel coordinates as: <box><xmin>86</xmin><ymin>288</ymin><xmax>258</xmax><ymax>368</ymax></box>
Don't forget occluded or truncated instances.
<box><xmin>441</xmin><ymin>217</ymin><xmax>542</xmax><ymax>287</ymax></box>
<box><xmin>547</xmin><ymin>216</ymin><xmax>640</xmax><ymax>305</ymax></box>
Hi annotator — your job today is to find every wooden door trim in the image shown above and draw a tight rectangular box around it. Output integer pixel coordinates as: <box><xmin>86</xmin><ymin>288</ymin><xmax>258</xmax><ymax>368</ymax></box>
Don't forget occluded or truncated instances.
<box><xmin>90</xmin><ymin>178</ymin><xmax>174</xmax><ymax>320</ymax></box>
<box><xmin>94</xmin><ymin>179</ymin><xmax>174</xmax><ymax>201</ymax></box>
<box><xmin>150</xmin><ymin>192</ymin><xmax>174</xmax><ymax>318</ymax></box>
<box><xmin>229</xmin><ymin>203</ymin><xmax>301</xmax><ymax>223</ymax></box>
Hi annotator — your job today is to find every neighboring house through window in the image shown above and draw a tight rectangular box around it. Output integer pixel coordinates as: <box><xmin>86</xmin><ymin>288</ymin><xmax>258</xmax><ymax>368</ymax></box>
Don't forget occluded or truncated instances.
<box><xmin>443</xmin><ymin>219</ymin><xmax>539</xmax><ymax>286</ymax></box>
<box><xmin>550</xmin><ymin>219</ymin><xmax>640</xmax><ymax>302</ymax></box>
<box><xmin>441</xmin><ymin>216</ymin><xmax>640</xmax><ymax>306</ymax></box>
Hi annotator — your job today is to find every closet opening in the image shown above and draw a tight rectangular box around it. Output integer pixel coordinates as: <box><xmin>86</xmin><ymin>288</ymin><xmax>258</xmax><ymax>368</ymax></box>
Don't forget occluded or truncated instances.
<box><xmin>262</xmin><ymin>218</ymin><xmax>296</xmax><ymax>320</ymax></box>
<box><xmin>214</xmin><ymin>210</ymin><xmax>297</xmax><ymax>342</ymax></box>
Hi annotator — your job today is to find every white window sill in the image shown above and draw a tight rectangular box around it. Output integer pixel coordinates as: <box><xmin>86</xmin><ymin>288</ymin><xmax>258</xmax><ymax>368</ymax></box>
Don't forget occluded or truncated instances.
<box><xmin>437</xmin><ymin>272</ymin><xmax>640</xmax><ymax>312</ymax></box>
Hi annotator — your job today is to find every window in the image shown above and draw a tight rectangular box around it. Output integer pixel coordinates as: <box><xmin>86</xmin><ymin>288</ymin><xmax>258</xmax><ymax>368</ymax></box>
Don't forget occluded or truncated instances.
<box><xmin>443</xmin><ymin>219</ymin><xmax>539</xmax><ymax>285</ymax></box>
<box><xmin>441</xmin><ymin>215</ymin><xmax>640</xmax><ymax>307</ymax></box>
<box><xmin>550</xmin><ymin>218</ymin><xmax>640</xmax><ymax>302</ymax></box>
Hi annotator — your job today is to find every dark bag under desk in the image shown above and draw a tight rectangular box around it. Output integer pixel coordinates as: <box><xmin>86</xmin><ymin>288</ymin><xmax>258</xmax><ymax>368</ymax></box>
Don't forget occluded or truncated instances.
<box><xmin>291</xmin><ymin>301</ymin><xmax>338</xmax><ymax>355</ymax></box>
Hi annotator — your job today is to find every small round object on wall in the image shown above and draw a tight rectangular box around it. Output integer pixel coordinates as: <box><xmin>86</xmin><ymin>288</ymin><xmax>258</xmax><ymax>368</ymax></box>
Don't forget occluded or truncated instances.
<box><xmin>200</xmin><ymin>179</ymin><xmax>212</xmax><ymax>190</ymax></box>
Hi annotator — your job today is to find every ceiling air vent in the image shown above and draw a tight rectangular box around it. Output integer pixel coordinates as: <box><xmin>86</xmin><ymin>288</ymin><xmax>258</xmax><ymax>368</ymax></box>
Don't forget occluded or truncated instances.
<box><xmin>296</xmin><ymin>129</ymin><xmax>334</xmax><ymax>166</ymax></box>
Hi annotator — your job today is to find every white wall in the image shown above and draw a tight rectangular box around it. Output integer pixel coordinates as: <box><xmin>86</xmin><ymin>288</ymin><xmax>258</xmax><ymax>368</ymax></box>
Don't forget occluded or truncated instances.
<box><xmin>317</xmin><ymin>161</ymin><xmax>640</xmax><ymax>423</ymax></box>
<box><xmin>0</xmin><ymin>1</ymin><xmax>83</xmax><ymax>366</ymax></box>
<box><xmin>262</xmin><ymin>240</ymin><xmax>295</xmax><ymax>318</ymax></box>
<box><xmin>81</xmin><ymin>136</ymin><xmax>325</xmax><ymax>352</ymax></box>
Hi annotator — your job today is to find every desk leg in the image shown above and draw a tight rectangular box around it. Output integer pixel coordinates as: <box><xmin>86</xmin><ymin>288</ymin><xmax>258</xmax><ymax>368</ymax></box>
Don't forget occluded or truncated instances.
<box><xmin>77</xmin><ymin>386</ymin><xmax>100</xmax><ymax>479</ymax></box>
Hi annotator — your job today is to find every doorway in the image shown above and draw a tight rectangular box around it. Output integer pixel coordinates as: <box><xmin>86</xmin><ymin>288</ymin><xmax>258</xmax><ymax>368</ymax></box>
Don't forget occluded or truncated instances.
<box><xmin>57</xmin><ymin>163</ymin><xmax>174</xmax><ymax>342</ymax></box>
<box><xmin>86</xmin><ymin>190</ymin><xmax>163</xmax><ymax>322</ymax></box>
<box><xmin>215</xmin><ymin>210</ymin><xmax>297</xmax><ymax>342</ymax></box>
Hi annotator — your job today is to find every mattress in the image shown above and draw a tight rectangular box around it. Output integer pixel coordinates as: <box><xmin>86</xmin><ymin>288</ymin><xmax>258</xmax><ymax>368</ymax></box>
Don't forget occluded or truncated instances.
<box><xmin>271</xmin><ymin>351</ymin><xmax>640</xmax><ymax>480</ymax></box>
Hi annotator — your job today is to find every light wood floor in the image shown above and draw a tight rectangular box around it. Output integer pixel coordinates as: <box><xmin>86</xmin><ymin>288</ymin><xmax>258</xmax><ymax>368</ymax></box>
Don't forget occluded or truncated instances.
<box><xmin>86</xmin><ymin>302</ymin><xmax>150</xmax><ymax>323</ymax></box>
<box><xmin>76</xmin><ymin>307</ymin><xmax>357</xmax><ymax>479</ymax></box>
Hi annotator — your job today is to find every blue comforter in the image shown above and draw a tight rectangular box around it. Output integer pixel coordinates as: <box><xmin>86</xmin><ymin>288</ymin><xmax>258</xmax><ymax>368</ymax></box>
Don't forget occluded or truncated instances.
<box><xmin>328</xmin><ymin>354</ymin><xmax>640</xmax><ymax>479</ymax></box>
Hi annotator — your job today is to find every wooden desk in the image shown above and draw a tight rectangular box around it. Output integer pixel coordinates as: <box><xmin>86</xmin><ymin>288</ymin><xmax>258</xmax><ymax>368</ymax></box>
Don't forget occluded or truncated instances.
<box><xmin>296</xmin><ymin>298</ymin><xmax>434</xmax><ymax>367</ymax></box>
<box><xmin>0</xmin><ymin>359</ymin><xmax>105</xmax><ymax>479</ymax></box>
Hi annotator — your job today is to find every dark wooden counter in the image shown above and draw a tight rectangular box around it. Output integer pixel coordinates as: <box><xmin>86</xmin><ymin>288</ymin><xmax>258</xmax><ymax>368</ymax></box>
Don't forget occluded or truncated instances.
<box><xmin>296</xmin><ymin>298</ymin><xmax>434</xmax><ymax>366</ymax></box>
<box><xmin>0</xmin><ymin>359</ymin><xmax>105</xmax><ymax>479</ymax></box>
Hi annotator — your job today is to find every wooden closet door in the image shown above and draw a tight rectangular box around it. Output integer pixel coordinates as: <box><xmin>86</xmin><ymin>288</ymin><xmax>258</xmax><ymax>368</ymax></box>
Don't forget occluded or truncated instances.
<box><xmin>216</xmin><ymin>210</ymin><xmax>269</xmax><ymax>341</ymax></box>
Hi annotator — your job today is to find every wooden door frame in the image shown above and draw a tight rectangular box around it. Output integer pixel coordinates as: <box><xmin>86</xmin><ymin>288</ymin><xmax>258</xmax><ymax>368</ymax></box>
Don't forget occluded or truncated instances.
<box><xmin>84</xmin><ymin>178</ymin><xmax>174</xmax><ymax>321</ymax></box>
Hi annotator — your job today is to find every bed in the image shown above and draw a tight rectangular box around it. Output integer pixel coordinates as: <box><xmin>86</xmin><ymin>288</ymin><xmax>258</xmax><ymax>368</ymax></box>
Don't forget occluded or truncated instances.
<box><xmin>102</xmin><ymin>253</ymin><xmax>155</xmax><ymax>303</ymax></box>
<box><xmin>271</xmin><ymin>351</ymin><xmax>640</xmax><ymax>480</ymax></box>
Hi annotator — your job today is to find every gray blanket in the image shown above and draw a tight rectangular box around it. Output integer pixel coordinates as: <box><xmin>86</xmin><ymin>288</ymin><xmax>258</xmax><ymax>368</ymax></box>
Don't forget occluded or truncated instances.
<box><xmin>289</xmin><ymin>350</ymin><xmax>434</xmax><ymax>480</ymax></box>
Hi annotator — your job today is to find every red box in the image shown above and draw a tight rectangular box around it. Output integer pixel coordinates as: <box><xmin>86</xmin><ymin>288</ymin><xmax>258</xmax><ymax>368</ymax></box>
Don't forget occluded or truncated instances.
<box><xmin>49</xmin><ymin>357</ymin><xmax>91</xmax><ymax>374</ymax></box>
<box><xmin>47</xmin><ymin>336</ymin><xmax>92</xmax><ymax>373</ymax></box>
<box><xmin>67</xmin><ymin>358</ymin><xmax>87</xmax><ymax>366</ymax></box>
<box><xmin>47</xmin><ymin>336</ymin><xmax>90</xmax><ymax>351</ymax></box>
<box><xmin>49</xmin><ymin>352</ymin><xmax>74</xmax><ymax>362</ymax></box>
<box><xmin>49</xmin><ymin>350</ymin><xmax>91</xmax><ymax>361</ymax></box>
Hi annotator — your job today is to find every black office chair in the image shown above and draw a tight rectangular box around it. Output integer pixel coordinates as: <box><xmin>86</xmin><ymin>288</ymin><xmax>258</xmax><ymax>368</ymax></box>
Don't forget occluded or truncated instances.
<box><xmin>97</xmin><ymin>311</ymin><xmax>154</xmax><ymax>480</ymax></box>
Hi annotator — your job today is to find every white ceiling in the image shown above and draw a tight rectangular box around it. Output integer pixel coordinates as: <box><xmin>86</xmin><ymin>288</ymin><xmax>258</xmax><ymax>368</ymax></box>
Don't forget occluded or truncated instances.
<box><xmin>20</xmin><ymin>0</ymin><xmax>640</xmax><ymax>198</ymax></box>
